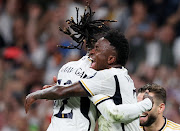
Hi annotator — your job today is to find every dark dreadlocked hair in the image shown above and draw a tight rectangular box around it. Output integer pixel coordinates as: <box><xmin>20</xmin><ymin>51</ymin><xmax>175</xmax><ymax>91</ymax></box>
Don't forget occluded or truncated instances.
<box><xmin>58</xmin><ymin>2</ymin><xmax>117</xmax><ymax>49</ymax></box>
<box><xmin>104</xmin><ymin>29</ymin><xmax>129</xmax><ymax>66</ymax></box>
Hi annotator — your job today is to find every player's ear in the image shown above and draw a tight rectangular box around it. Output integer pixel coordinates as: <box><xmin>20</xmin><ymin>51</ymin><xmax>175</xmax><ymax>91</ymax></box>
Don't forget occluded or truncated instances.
<box><xmin>108</xmin><ymin>55</ymin><xmax>116</xmax><ymax>65</ymax></box>
<box><xmin>158</xmin><ymin>103</ymin><xmax>165</xmax><ymax>114</ymax></box>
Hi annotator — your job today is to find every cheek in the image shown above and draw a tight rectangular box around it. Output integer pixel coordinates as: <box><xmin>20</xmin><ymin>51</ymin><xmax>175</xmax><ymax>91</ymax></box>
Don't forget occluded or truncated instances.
<box><xmin>96</xmin><ymin>54</ymin><xmax>108</xmax><ymax>69</ymax></box>
<box><xmin>148</xmin><ymin>106</ymin><xmax>158</xmax><ymax>116</ymax></box>
<box><xmin>97</xmin><ymin>55</ymin><xmax>107</xmax><ymax>65</ymax></box>
<box><xmin>96</xmin><ymin>52</ymin><xmax>105</xmax><ymax>61</ymax></box>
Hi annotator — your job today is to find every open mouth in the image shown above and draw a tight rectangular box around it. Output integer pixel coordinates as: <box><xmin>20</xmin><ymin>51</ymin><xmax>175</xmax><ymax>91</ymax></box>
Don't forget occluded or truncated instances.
<box><xmin>89</xmin><ymin>57</ymin><xmax>96</xmax><ymax>69</ymax></box>
<box><xmin>140</xmin><ymin>114</ymin><xmax>148</xmax><ymax>118</ymax></box>
<box><xmin>89</xmin><ymin>57</ymin><xmax>94</xmax><ymax>63</ymax></box>
<box><xmin>139</xmin><ymin>113</ymin><xmax>148</xmax><ymax>122</ymax></box>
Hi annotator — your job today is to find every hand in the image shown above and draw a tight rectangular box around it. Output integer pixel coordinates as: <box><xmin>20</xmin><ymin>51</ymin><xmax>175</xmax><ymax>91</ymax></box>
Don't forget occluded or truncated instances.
<box><xmin>143</xmin><ymin>90</ymin><xmax>154</xmax><ymax>110</ymax></box>
<box><xmin>43</xmin><ymin>76</ymin><xmax>57</xmax><ymax>89</ymax></box>
<box><xmin>24</xmin><ymin>93</ymin><xmax>37</xmax><ymax>114</ymax></box>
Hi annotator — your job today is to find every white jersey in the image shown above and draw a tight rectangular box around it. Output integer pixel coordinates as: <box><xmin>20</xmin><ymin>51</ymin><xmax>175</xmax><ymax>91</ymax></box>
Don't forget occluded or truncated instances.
<box><xmin>47</xmin><ymin>56</ymin><xmax>98</xmax><ymax>131</ymax></box>
<box><xmin>47</xmin><ymin>56</ymin><xmax>150</xmax><ymax>131</ymax></box>
<box><xmin>80</xmin><ymin>67</ymin><xmax>141</xmax><ymax>131</ymax></box>
<box><xmin>140</xmin><ymin>118</ymin><xmax>180</xmax><ymax>131</ymax></box>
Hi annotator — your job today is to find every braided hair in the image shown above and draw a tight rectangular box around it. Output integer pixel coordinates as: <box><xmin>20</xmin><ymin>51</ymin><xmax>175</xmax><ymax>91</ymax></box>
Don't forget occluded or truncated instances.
<box><xmin>58</xmin><ymin>2</ymin><xmax>117</xmax><ymax>49</ymax></box>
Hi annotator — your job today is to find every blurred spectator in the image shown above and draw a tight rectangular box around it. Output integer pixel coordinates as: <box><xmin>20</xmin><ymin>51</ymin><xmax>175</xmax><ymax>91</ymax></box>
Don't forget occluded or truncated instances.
<box><xmin>94</xmin><ymin>0</ymin><xmax>130</xmax><ymax>33</ymax></box>
<box><xmin>0</xmin><ymin>0</ymin><xmax>180</xmax><ymax>130</ymax></box>
<box><xmin>156</xmin><ymin>24</ymin><xmax>175</xmax><ymax>67</ymax></box>
<box><xmin>12</xmin><ymin>16</ymin><xmax>29</xmax><ymax>53</ymax></box>
<box><xmin>125</xmin><ymin>1</ymin><xmax>156</xmax><ymax>72</ymax></box>
<box><xmin>173</xmin><ymin>37</ymin><xmax>180</xmax><ymax>65</ymax></box>
<box><xmin>0</xmin><ymin>0</ymin><xmax>24</xmax><ymax>45</ymax></box>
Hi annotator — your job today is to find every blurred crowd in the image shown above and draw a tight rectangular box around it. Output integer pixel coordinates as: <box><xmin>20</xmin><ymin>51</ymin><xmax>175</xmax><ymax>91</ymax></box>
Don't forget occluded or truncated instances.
<box><xmin>0</xmin><ymin>0</ymin><xmax>180</xmax><ymax>131</ymax></box>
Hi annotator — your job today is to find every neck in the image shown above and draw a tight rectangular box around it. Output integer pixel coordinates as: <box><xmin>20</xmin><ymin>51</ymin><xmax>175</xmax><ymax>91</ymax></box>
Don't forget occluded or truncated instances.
<box><xmin>144</xmin><ymin>116</ymin><xmax>165</xmax><ymax>131</ymax></box>
<box><xmin>110</xmin><ymin>64</ymin><xmax>122</xmax><ymax>68</ymax></box>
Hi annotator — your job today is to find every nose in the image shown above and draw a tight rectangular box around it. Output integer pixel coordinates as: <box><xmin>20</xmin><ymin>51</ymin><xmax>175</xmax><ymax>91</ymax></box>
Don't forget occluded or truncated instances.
<box><xmin>89</xmin><ymin>48</ymin><xmax>95</xmax><ymax>57</ymax></box>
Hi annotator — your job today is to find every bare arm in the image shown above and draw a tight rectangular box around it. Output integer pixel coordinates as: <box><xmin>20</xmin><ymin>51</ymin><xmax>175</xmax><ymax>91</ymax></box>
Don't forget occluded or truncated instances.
<box><xmin>25</xmin><ymin>82</ymin><xmax>87</xmax><ymax>113</ymax></box>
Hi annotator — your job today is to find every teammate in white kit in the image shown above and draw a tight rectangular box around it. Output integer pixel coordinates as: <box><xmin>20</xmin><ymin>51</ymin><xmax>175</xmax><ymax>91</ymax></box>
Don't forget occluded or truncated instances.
<box><xmin>47</xmin><ymin>55</ymin><xmax>98</xmax><ymax>131</ymax></box>
<box><xmin>25</xmin><ymin>3</ymin><xmax>153</xmax><ymax>131</ymax></box>
<box><xmin>137</xmin><ymin>83</ymin><xmax>180</xmax><ymax>131</ymax></box>
<box><xmin>25</xmin><ymin>30</ymin><xmax>153</xmax><ymax>131</ymax></box>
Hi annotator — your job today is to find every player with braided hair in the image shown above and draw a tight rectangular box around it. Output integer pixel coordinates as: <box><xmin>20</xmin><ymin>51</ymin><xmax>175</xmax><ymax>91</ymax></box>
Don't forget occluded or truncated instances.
<box><xmin>25</xmin><ymin>3</ymin><xmax>153</xmax><ymax>131</ymax></box>
<box><xmin>34</xmin><ymin>3</ymin><xmax>117</xmax><ymax>131</ymax></box>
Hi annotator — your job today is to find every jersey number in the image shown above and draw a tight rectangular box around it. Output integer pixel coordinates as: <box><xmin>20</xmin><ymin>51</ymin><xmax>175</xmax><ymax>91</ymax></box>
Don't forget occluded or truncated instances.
<box><xmin>54</xmin><ymin>79</ymin><xmax>73</xmax><ymax>119</ymax></box>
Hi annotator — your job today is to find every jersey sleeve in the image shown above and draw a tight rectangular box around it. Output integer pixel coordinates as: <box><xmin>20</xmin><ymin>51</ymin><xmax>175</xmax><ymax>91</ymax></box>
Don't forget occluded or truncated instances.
<box><xmin>79</xmin><ymin>71</ymin><xmax>116</xmax><ymax>97</ymax></box>
<box><xmin>90</xmin><ymin>94</ymin><xmax>152</xmax><ymax>123</ymax></box>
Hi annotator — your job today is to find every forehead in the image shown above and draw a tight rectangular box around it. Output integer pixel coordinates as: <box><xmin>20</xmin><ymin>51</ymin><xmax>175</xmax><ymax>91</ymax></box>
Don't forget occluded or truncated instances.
<box><xmin>137</xmin><ymin>92</ymin><xmax>155</xmax><ymax>102</ymax></box>
<box><xmin>95</xmin><ymin>37</ymin><xmax>111</xmax><ymax>48</ymax></box>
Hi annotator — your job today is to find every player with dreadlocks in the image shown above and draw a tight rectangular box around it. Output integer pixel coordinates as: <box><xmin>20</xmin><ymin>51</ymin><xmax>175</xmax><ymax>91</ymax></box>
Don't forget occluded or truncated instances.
<box><xmin>25</xmin><ymin>2</ymin><xmax>153</xmax><ymax>131</ymax></box>
<box><xmin>38</xmin><ymin>3</ymin><xmax>116</xmax><ymax>131</ymax></box>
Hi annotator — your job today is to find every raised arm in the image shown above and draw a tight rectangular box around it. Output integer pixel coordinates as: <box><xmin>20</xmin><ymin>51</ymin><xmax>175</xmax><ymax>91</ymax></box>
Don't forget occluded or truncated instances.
<box><xmin>24</xmin><ymin>82</ymin><xmax>87</xmax><ymax>113</ymax></box>
<box><xmin>25</xmin><ymin>71</ymin><xmax>111</xmax><ymax>114</ymax></box>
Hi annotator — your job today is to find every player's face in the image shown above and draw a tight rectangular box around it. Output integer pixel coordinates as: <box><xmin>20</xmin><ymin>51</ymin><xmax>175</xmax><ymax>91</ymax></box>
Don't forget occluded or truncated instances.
<box><xmin>89</xmin><ymin>37</ymin><xmax>116</xmax><ymax>71</ymax></box>
<box><xmin>137</xmin><ymin>92</ymin><xmax>159</xmax><ymax>127</ymax></box>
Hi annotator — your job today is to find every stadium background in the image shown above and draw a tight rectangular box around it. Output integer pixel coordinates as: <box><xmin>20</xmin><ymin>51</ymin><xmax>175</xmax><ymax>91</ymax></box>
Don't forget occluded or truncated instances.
<box><xmin>0</xmin><ymin>0</ymin><xmax>180</xmax><ymax>130</ymax></box>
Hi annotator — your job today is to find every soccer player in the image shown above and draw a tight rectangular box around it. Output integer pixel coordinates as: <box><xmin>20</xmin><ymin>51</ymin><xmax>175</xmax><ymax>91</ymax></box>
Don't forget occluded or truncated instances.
<box><xmin>25</xmin><ymin>4</ymin><xmax>153</xmax><ymax>131</ymax></box>
<box><xmin>25</xmin><ymin>29</ymin><xmax>153</xmax><ymax>131</ymax></box>
<box><xmin>137</xmin><ymin>83</ymin><xmax>180</xmax><ymax>131</ymax></box>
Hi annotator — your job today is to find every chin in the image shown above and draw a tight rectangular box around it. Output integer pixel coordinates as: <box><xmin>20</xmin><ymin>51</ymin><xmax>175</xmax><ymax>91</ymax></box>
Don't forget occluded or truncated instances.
<box><xmin>140</xmin><ymin>114</ymin><xmax>157</xmax><ymax>127</ymax></box>
<box><xmin>140</xmin><ymin>118</ymin><xmax>148</xmax><ymax>126</ymax></box>
<box><xmin>90</xmin><ymin>67</ymin><xmax>96</xmax><ymax>70</ymax></box>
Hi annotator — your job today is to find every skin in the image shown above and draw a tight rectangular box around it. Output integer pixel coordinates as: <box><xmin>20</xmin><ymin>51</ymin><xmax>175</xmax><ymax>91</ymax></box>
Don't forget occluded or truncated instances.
<box><xmin>25</xmin><ymin>38</ymin><xmax>154</xmax><ymax>131</ymax></box>
<box><xmin>89</xmin><ymin>37</ymin><xmax>118</xmax><ymax>71</ymax></box>
<box><xmin>137</xmin><ymin>92</ymin><xmax>165</xmax><ymax>131</ymax></box>
<box><xmin>25</xmin><ymin>37</ymin><xmax>120</xmax><ymax>113</ymax></box>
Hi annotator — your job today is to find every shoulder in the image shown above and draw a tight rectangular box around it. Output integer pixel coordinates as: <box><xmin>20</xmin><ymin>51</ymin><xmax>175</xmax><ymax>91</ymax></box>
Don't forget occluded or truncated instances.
<box><xmin>57</xmin><ymin>61</ymin><xmax>78</xmax><ymax>74</ymax></box>
<box><xmin>139</xmin><ymin>126</ymin><xmax>144</xmax><ymax>131</ymax></box>
<box><xmin>93</xmin><ymin>69</ymin><xmax>115</xmax><ymax>82</ymax></box>
<box><xmin>166</xmin><ymin>119</ymin><xmax>180</xmax><ymax>130</ymax></box>
<box><xmin>95</xmin><ymin>67</ymin><xmax>128</xmax><ymax>79</ymax></box>
<box><xmin>109</xmin><ymin>67</ymin><xmax>128</xmax><ymax>74</ymax></box>
<box><xmin>97</xmin><ymin>67</ymin><xmax>122</xmax><ymax>75</ymax></box>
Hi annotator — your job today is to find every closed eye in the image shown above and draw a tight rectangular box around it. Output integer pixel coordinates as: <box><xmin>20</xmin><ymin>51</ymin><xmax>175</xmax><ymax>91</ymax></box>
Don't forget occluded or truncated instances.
<box><xmin>95</xmin><ymin>45</ymin><xmax>99</xmax><ymax>51</ymax></box>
